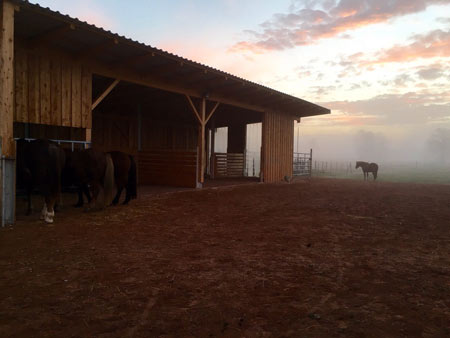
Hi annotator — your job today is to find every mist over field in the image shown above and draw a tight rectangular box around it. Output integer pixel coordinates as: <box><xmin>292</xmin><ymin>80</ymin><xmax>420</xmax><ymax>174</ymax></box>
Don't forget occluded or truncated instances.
<box><xmin>296</xmin><ymin>124</ymin><xmax>450</xmax><ymax>165</ymax></box>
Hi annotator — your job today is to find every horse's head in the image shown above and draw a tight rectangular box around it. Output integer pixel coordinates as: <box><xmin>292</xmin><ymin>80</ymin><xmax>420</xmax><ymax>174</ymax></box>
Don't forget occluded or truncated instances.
<box><xmin>355</xmin><ymin>161</ymin><xmax>361</xmax><ymax>169</ymax></box>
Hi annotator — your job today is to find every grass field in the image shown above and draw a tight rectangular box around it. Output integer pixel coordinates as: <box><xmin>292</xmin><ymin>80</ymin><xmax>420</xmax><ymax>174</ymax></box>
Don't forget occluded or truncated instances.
<box><xmin>313</xmin><ymin>162</ymin><xmax>450</xmax><ymax>185</ymax></box>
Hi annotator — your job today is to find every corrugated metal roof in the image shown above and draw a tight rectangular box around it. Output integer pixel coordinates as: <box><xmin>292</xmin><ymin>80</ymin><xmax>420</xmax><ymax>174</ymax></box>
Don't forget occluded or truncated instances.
<box><xmin>12</xmin><ymin>0</ymin><xmax>330</xmax><ymax>117</ymax></box>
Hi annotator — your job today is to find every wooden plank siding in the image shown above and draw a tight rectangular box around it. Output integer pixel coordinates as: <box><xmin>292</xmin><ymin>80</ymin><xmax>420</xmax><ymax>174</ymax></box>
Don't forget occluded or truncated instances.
<box><xmin>261</xmin><ymin>112</ymin><xmax>294</xmax><ymax>183</ymax></box>
<box><xmin>138</xmin><ymin>150</ymin><xmax>198</xmax><ymax>188</ymax></box>
<box><xmin>13</xmin><ymin>47</ymin><xmax>92</xmax><ymax>129</ymax></box>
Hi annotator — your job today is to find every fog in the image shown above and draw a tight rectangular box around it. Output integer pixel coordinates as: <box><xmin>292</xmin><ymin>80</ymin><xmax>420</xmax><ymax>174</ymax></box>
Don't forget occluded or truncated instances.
<box><xmin>295</xmin><ymin>123</ymin><xmax>450</xmax><ymax>165</ymax></box>
<box><xmin>214</xmin><ymin>123</ymin><xmax>450</xmax><ymax>168</ymax></box>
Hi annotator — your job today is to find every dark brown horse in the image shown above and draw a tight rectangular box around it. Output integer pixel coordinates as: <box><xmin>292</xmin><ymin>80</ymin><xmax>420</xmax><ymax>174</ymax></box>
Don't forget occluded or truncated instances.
<box><xmin>63</xmin><ymin>148</ymin><xmax>115</xmax><ymax>210</ymax></box>
<box><xmin>16</xmin><ymin>139</ymin><xmax>66</xmax><ymax>223</ymax></box>
<box><xmin>355</xmin><ymin>161</ymin><xmax>379</xmax><ymax>180</ymax></box>
<box><xmin>109</xmin><ymin>151</ymin><xmax>137</xmax><ymax>205</ymax></box>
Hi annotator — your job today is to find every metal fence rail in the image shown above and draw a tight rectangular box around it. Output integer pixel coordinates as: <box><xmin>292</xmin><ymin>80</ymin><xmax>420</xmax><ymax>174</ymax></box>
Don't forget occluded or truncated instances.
<box><xmin>14</xmin><ymin>138</ymin><xmax>91</xmax><ymax>151</ymax></box>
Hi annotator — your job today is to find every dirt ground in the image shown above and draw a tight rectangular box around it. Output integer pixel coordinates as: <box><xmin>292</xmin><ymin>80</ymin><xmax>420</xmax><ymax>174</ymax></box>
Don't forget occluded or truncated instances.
<box><xmin>1</xmin><ymin>178</ymin><xmax>450</xmax><ymax>338</ymax></box>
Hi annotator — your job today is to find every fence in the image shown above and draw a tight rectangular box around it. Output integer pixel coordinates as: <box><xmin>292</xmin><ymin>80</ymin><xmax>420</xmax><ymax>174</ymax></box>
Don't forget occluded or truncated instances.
<box><xmin>313</xmin><ymin>161</ymin><xmax>355</xmax><ymax>175</ymax></box>
<box><xmin>213</xmin><ymin>153</ymin><xmax>245</xmax><ymax>178</ymax></box>
<box><xmin>293</xmin><ymin>149</ymin><xmax>312</xmax><ymax>176</ymax></box>
<box><xmin>15</xmin><ymin>138</ymin><xmax>91</xmax><ymax>151</ymax></box>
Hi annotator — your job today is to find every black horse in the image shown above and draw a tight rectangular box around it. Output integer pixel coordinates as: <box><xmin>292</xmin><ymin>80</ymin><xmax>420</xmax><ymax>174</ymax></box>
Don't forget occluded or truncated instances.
<box><xmin>109</xmin><ymin>151</ymin><xmax>137</xmax><ymax>205</ymax></box>
<box><xmin>63</xmin><ymin>148</ymin><xmax>115</xmax><ymax>210</ymax></box>
<box><xmin>355</xmin><ymin>161</ymin><xmax>379</xmax><ymax>180</ymax></box>
<box><xmin>16</xmin><ymin>139</ymin><xmax>66</xmax><ymax>223</ymax></box>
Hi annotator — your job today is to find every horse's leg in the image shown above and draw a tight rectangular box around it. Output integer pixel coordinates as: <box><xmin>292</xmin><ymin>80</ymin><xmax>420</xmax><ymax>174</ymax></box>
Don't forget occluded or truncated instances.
<box><xmin>112</xmin><ymin>186</ymin><xmax>123</xmax><ymax>206</ymax></box>
<box><xmin>26</xmin><ymin>186</ymin><xmax>33</xmax><ymax>215</ymax></box>
<box><xmin>74</xmin><ymin>185</ymin><xmax>84</xmax><ymax>207</ymax></box>
<box><xmin>44</xmin><ymin>194</ymin><xmax>56</xmax><ymax>224</ymax></box>
<box><xmin>87</xmin><ymin>182</ymin><xmax>100</xmax><ymax>211</ymax></box>
<box><xmin>122</xmin><ymin>187</ymin><xmax>131</xmax><ymax>205</ymax></box>
<box><xmin>83</xmin><ymin>184</ymin><xmax>92</xmax><ymax>204</ymax></box>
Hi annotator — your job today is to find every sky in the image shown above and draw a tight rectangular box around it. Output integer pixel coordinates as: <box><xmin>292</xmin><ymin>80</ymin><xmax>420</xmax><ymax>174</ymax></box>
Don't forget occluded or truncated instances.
<box><xmin>31</xmin><ymin>0</ymin><xmax>450</xmax><ymax>162</ymax></box>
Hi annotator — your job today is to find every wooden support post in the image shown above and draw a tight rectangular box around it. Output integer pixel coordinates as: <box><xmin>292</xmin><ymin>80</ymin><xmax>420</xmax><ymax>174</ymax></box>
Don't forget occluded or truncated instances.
<box><xmin>210</xmin><ymin>121</ymin><xmax>216</xmax><ymax>179</ymax></box>
<box><xmin>0</xmin><ymin>0</ymin><xmax>15</xmax><ymax>226</ymax></box>
<box><xmin>199</xmin><ymin>98</ymin><xmax>206</xmax><ymax>183</ymax></box>
<box><xmin>137</xmin><ymin>104</ymin><xmax>142</xmax><ymax>151</ymax></box>
<box><xmin>84</xmin><ymin>129</ymin><xmax>92</xmax><ymax>149</ymax></box>
<box><xmin>0</xmin><ymin>0</ymin><xmax>15</xmax><ymax>158</ymax></box>
<box><xmin>185</xmin><ymin>96</ymin><xmax>220</xmax><ymax>185</ymax></box>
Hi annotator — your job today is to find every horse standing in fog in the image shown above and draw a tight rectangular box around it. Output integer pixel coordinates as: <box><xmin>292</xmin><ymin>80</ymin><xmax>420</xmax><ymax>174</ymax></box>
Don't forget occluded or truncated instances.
<box><xmin>355</xmin><ymin>161</ymin><xmax>379</xmax><ymax>180</ymax></box>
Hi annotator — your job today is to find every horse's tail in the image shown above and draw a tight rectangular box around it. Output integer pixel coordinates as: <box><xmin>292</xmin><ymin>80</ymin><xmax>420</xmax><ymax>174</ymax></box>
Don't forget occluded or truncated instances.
<box><xmin>103</xmin><ymin>153</ymin><xmax>115</xmax><ymax>206</ymax></box>
<box><xmin>127</xmin><ymin>155</ymin><xmax>137</xmax><ymax>200</ymax></box>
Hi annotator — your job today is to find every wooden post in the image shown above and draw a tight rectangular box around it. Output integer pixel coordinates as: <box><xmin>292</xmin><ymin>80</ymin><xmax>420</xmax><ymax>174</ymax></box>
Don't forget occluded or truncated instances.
<box><xmin>0</xmin><ymin>0</ymin><xmax>15</xmax><ymax>158</ymax></box>
<box><xmin>0</xmin><ymin>0</ymin><xmax>15</xmax><ymax>226</ymax></box>
<box><xmin>84</xmin><ymin>128</ymin><xmax>92</xmax><ymax>148</ymax></box>
<box><xmin>137</xmin><ymin>104</ymin><xmax>142</xmax><ymax>151</ymax></box>
<box><xmin>210</xmin><ymin>121</ymin><xmax>215</xmax><ymax>179</ymax></box>
<box><xmin>200</xmin><ymin>98</ymin><xmax>206</xmax><ymax>183</ymax></box>
<box><xmin>185</xmin><ymin>95</ymin><xmax>220</xmax><ymax>185</ymax></box>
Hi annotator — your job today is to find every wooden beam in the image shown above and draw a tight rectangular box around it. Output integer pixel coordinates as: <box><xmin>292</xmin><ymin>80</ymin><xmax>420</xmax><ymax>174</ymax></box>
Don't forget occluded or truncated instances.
<box><xmin>145</xmin><ymin>60</ymin><xmax>182</xmax><ymax>77</ymax></box>
<box><xmin>92</xmin><ymin>79</ymin><xmax>120</xmax><ymax>110</ymax></box>
<box><xmin>184</xmin><ymin>74</ymin><xmax>223</xmax><ymax>88</ymax></box>
<box><xmin>85</xmin><ymin>55</ymin><xmax>328</xmax><ymax>117</ymax></box>
<box><xmin>28</xmin><ymin>23</ymin><xmax>75</xmax><ymax>48</ymax></box>
<box><xmin>205</xmin><ymin>101</ymin><xmax>220</xmax><ymax>124</ymax></box>
<box><xmin>199</xmin><ymin>98</ymin><xmax>206</xmax><ymax>183</ymax></box>
<box><xmin>76</xmin><ymin>38</ymin><xmax>118</xmax><ymax>60</ymax></box>
<box><xmin>0</xmin><ymin>0</ymin><xmax>15</xmax><ymax>158</ymax></box>
<box><xmin>185</xmin><ymin>95</ymin><xmax>202</xmax><ymax>124</ymax></box>
<box><xmin>111</xmin><ymin>51</ymin><xmax>155</xmax><ymax>69</ymax></box>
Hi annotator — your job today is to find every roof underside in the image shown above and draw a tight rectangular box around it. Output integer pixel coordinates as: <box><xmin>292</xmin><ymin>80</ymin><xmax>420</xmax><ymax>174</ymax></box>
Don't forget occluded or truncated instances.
<box><xmin>12</xmin><ymin>0</ymin><xmax>330</xmax><ymax>118</ymax></box>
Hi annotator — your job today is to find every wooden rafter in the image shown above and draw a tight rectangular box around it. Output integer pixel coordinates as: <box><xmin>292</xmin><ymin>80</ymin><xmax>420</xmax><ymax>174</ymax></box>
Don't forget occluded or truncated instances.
<box><xmin>146</xmin><ymin>61</ymin><xmax>183</xmax><ymax>77</ymax></box>
<box><xmin>76</xmin><ymin>38</ymin><xmax>118</xmax><ymax>60</ymax></box>
<box><xmin>92</xmin><ymin>79</ymin><xmax>120</xmax><ymax>110</ymax></box>
<box><xmin>112</xmin><ymin>51</ymin><xmax>155</xmax><ymax>69</ymax></box>
<box><xmin>87</xmin><ymin>57</ymin><xmax>329</xmax><ymax>117</ymax></box>
<box><xmin>28</xmin><ymin>23</ymin><xmax>75</xmax><ymax>48</ymax></box>
<box><xmin>184</xmin><ymin>74</ymin><xmax>223</xmax><ymax>88</ymax></box>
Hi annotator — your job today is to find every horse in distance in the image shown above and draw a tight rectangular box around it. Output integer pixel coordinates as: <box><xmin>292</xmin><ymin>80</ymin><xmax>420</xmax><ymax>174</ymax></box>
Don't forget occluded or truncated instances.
<box><xmin>355</xmin><ymin>161</ymin><xmax>379</xmax><ymax>180</ymax></box>
<box><xmin>16</xmin><ymin>139</ymin><xmax>66</xmax><ymax>223</ymax></box>
<box><xmin>108</xmin><ymin>151</ymin><xmax>137</xmax><ymax>205</ymax></box>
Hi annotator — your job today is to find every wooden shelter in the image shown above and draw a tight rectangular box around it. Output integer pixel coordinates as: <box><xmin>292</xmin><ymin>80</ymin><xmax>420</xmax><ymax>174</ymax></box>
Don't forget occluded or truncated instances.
<box><xmin>0</xmin><ymin>0</ymin><xmax>330</xmax><ymax>225</ymax></box>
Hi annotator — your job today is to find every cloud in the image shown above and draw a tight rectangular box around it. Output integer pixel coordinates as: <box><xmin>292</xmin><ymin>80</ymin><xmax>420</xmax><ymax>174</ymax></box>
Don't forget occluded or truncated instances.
<box><xmin>319</xmin><ymin>90</ymin><xmax>450</xmax><ymax>126</ymax></box>
<box><xmin>335</xmin><ymin>29</ymin><xmax>450</xmax><ymax>75</ymax></box>
<box><xmin>367</xmin><ymin>29</ymin><xmax>450</xmax><ymax>65</ymax></box>
<box><xmin>229</xmin><ymin>0</ymin><xmax>450</xmax><ymax>53</ymax></box>
<box><xmin>416</xmin><ymin>66</ymin><xmax>446</xmax><ymax>80</ymax></box>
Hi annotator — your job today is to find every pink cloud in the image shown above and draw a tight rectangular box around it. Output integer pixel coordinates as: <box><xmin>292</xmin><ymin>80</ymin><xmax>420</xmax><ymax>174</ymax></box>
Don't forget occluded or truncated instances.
<box><xmin>229</xmin><ymin>0</ymin><xmax>449</xmax><ymax>53</ymax></box>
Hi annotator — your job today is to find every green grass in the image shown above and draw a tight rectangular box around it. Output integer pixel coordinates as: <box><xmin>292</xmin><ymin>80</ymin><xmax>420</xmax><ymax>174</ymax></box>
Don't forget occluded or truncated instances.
<box><xmin>313</xmin><ymin>166</ymin><xmax>450</xmax><ymax>185</ymax></box>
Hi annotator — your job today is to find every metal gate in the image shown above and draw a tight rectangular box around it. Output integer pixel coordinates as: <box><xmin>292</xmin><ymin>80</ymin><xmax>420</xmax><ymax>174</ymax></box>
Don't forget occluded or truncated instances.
<box><xmin>293</xmin><ymin>149</ymin><xmax>312</xmax><ymax>176</ymax></box>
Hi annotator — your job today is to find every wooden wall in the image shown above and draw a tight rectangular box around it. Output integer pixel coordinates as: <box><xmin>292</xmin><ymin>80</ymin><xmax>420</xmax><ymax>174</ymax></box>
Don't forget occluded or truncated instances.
<box><xmin>138</xmin><ymin>150</ymin><xmax>198</xmax><ymax>188</ymax></box>
<box><xmin>261</xmin><ymin>112</ymin><xmax>294</xmax><ymax>183</ymax></box>
<box><xmin>93</xmin><ymin>111</ymin><xmax>199</xmax><ymax>187</ymax></box>
<box><xmin>93</xmin><ymin>112</ymin><xmax>198</xmax><ymax>153</ymax></box>
<box><xmin>14</xmin><ymin>46</ymin><xmax>92</xmax><ymax>128</ymax></box>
